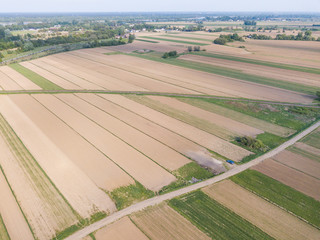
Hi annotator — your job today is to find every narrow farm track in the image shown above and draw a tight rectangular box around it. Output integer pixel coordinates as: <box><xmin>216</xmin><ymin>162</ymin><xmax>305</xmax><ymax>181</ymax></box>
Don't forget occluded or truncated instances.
<box><xmin>0</xmin><ymin>90</ymin><xmax>318</xmax><ymax>108</ymax></box>
<box><xmin>65</xmin><ymin>120</ymin><xmax>320</xmax><ymax>240</ymax></box>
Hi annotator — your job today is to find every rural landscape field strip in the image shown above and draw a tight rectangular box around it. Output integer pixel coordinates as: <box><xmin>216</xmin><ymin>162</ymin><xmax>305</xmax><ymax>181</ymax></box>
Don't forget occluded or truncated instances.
<box><xmin>204</xmin><ymin>180</ymin><xmax>320</xmax><ymax>240</ymax></box>
<box><xmin>272</xmin><ymin>150</ymin><xmax>320</xmax><ymax>179</ymax></box>
<box><xmin>0</xmin><ymin>112</ymin><xmax>78</xmax><ymax>240</ymax></box>
<box><xmin>67</xmin><ymin>51</ymin><xmax>199</xmax><ymax>94</ymax></box>
<box><xmin>71</xmin><ymin>50</ymin><xmax>224</xmax><ymax>96</ymax></box>
<box><xmin>101</xmin><ymin>94</ymin><xmax>252</xmax><ymax>161</ymax></box>
<box><xmin>189</xmin><ymin>52</ymin><xmax>320</xmax><ymax>75</ymax></box>
<box><xmin>301</xmin><ymin>128</ymin><xmax>320</xmax><ymax>148</ymax></box>
<box><xmin>3</xmin><ymin>93</ymin><xmax>134</xmax><ymax>191</ymax></box>
<box><xmin>31</xmin><ymin>59</ymin><xmax>104</xmax><ymax>90</ymax></box>
<box><xmin>57</xmin><ymin>94</ymin><xmax>190</xmax><ymax>171</ymax></box>
<box><xmin>231</xmin><ymin>169</ymin><xmax>320</xmax><ymax>228</ymax></box>
<box><xmin>252</xmin><ymin>160</ymin><xmax>320</xmax><ymax>201</ymax></box>
<box><xmin>41</xmin><ymin>55</ymin><xmax>147</xmax><ymax>92</ymax></box>
<box><xmin>129</xmin><ymin>52</ymin><xmax>317</xmax><ymax>97</ymax></box>
<box><xmin>76</xmin><ymin>93</ymin><xmax>216</xmax><ymax>165</ymax></box>
<box><xmin>0</xmin><ymin>66</ymin><xmax>42</xmax><ymax>90</ymax></box>
<box><xmin>0</xmin><ymin>70</ymin><xmax>23</xmax><ymax>90</ymax></box>
<box><xmin>145</xmin><ymin>95</ymin><xmax>263</xmax><ymax>137</ymax></box>
<box><xmin>33</xmin><ymin>94</ymin><xmax>176</xmax><ymax>192</ymax></box>
<box><xmin>291</xmin><ymin>142</ymin><xmax>320</xmax><ymax>160</ymax></box>
<box><xmin>159</xmin><ymin>34</ymin><xmax>214</xmax><ymax>42</ymax></box>
<box><xmin>20</xmin><ymin>61</ymin><xmax>82</xmax><ymax>89</ymax></box>
<box><xmin>0</xmin><ymin>170</ymin><xmax>34</xmax><ymax>240</ymax></box>
<box><xmin>169</xmin><ymin>191</ymin><xmax>274</xmax><ymax>240</ymax></box>
<box><xmin>140</xmin><ymin>36</ymin><xmax>209</xmax><ymax>45</ymax></box>
<box><xmin>0</xmin><ymin>95</ymin><xmax>115</xmax><ymax>218</ymax></box>
<box><xmin>9</xmin><ymin>63</ymin><xmax>62</xmax><ymax>90</ymax></box>
<box><xmin>180</xmin><ymin>54</ymin><xmax>320</xmax><ymax>87</ymax></box>
<box><xmin>128</xmin><ymin>95</ymin><xmax>237</xmax><ymax>140</ymax></box>
<box><xmin>131</xmin><ymin>204</ymin><xmax>210</xmax><ymax>240</ymax></box>
<box><xmin>94</xmin><ymin>216</ymin><xmax>148</xmax><ymax>240</ymax></box>
<box><xmin>177</xmin><ymin>98</ymin><xmax>295</xmax><ymax>137</ymax></box>
<box><xmin>0</xmin><ymin>215</ymin><xmax>10</xmax><ymax>240</ymax></box>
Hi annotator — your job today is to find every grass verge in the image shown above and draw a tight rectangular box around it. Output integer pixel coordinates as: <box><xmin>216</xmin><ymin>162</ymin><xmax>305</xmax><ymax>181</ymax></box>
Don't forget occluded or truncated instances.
<box><xmin>110</xmin><ymin>182</ymin><xmax>155</xmax><ymax>210</ymax></box>
<box><xmin>192</xmin><ymin>52</ymin><xmax>320</xmax><ymax>75</ymax></box>
<box><xmin>139</xmin><ymin>36</ymin><xmax>208</xmax><ymax>46</ymax></box>
<box><xmin>0</xmin><ymin>215</ymin><xmax>10</xmax><ymax>240</ymax></box>
<box><xmin>159</xmin><ymin>162</ymin><xmax>214</xmax><ymax>195</ymax></box>
<box><xmin>135</xmin><ymin>39</ymin><xmax>159</xmax><ymax>43</ymax></box>
<box><xmin>231</xmin><ymin>169</ymin><xmax>320</xmax><ymax>228</ymax></box>
<box><xmin>169</xmin><ymin>190</ymin><xmax>274</xmax><ymax>240</ymax></box>
<box><xmin>9</xmin><ymin>63</ymin><xmax>63</xmax><ymax>90</ymax></box>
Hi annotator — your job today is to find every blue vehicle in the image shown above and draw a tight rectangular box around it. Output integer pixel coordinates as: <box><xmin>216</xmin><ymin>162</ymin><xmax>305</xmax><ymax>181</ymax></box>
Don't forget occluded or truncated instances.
<box><xmin>226</xmin><ymin>160</ymin><xmax>235</xmax><ymax>165</ymax></box>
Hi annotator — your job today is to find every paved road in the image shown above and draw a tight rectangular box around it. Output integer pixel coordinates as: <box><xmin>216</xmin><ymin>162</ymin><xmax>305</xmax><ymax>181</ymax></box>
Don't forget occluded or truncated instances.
<box><xmin>65</xmin><ymin>120</ymin><xmax>320</xmax><ymax>240</ymax></box>
<box><xmin>0</xmin><ymin>90</ymin><xmax>318</xmax><ymax>108</ymax></box>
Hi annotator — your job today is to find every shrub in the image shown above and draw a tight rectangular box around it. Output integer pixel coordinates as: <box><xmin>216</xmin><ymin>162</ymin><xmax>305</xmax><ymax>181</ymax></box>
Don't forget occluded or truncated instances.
<box><xmin>236</xmin><ymin>136</ymin><xmax>267</xmax><ymax>151</ymax></box>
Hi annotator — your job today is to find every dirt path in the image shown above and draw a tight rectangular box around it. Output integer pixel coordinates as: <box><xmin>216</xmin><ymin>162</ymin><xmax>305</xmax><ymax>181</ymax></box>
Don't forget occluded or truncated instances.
<box><xmin>65</xmin><ymin>120</ymin><xmax>320</xmax><ymax>240</ymax></box>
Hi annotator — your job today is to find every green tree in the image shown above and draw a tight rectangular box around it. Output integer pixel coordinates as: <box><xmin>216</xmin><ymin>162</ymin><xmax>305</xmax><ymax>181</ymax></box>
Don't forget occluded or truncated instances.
<box><xmin>128</xmin><ymin>34</ymin><xmax>135</xmax><ymax>43</ymax></box>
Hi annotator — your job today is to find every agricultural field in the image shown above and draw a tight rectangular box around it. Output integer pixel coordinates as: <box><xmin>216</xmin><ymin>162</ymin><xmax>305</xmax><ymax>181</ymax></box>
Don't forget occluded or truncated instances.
<box><xmin>0</xmin><ymin>15</ymin><xmax>320</xmax><ymax>240</ymax></box>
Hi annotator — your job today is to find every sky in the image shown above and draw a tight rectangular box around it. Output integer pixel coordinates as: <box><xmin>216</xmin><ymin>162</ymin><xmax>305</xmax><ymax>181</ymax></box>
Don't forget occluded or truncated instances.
<box><xmin>1</xmin><ymin>0</ymin><xmax>320</xmax><ymax>12</ymax></box>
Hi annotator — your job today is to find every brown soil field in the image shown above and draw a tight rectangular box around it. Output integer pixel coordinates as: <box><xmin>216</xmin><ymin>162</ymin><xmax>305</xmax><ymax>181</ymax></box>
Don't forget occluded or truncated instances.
<box><xmin>252</xmin><ymin>159</ymin><xmax>320</xmax><ymax>201</ymax></box>
<box><xmin>0</xmin><ymin>70</ymin><xmax>23</xmax><ymax>90</ymax></box>
<box><xmin>20</xmin><ymin>61</ymin><xmax>82</xmax><ymax>89</ymax></box>
<box><xmin>178</xmin><ymin>98</ymin><xmax>295</xmax><ymax>137</ymax></box>
<box><xmin>57</xmin><ymin>94</ymin><xmax>190</xmax><ymax>171</ymax></box>
<box><xmin>294</xmin><ymin>142</ymin><xmax>320</xmax><ymax>156</ymax></box>
<box><xmin>179</xmin><ymin>54</ymin><xmax>320</xmax><ymax>87</ymax></box>
<box><xmin>0</xmin><ymin>171</ymin><xmax>34</xmax><ymax>240</ymax></box>
<box><xmin>7</xmin><ymin>93</ymin><xmax>133</xmax><ymax>191</ymax></box>
<box><xmin>31</xmin><ymin>59</ymin><xmax>104</xmax><ymax>90</ymax></box>
<box><xmin>100</xmin><ymin>94</ymin><xmax>252</xmax><ymax>161</ymax></box>
<box><xmin>33</xmin><ymin>94</ymin><xmax>176</xmax><ymax>192</ymax></box>
<box><xmin>272</xmin><ymin>150</ymin><xmax>320</xmax><ymax>179</ymax></box>
<box><xmin>0</xmin><ymin>66</ymin><xmax>42</xmax><ymax>90</ymax></box>
<box><xmin>65</xmin><ymin>51</ymin><xmax>198</xmax><ymax>94</ymax></box>
<box><xmin>0</xmin><ymin>95</ymin><xmax>116</xmax><ymax>218</ymax></box>
<box><xmin>148</xmin><ymin>95</ymin><xmax>263</xmax><ymax>137</ymax></box>
<box><xmin>76</xmin><ymin>93</ymin><xmax>220</xmax><ymax>168</ymax></box>
<box><xmin>94</xmin><ymin>216</ymin><xmax>148</xmax><ymax>240</ymax></box>
<box><xmin>203</xmin><ymin>180</ymin><xmax>320</xmax><ymax>240</ymax></box>
<box><xmin>131</xmin><ymin>203</ymin><xmax>210</xmax><ymax>240</ymax></box>
<box><xmin>41</xmin><ymin>55</ymin><xmax>146</xmax><ymax>91</ymax></box>
<box><xmin>71</xmin><ymin>50</ymin><xmax>223</xmax><ymax>96</ymax></box>
<box><xmin>0</xmin><ymin>113</ymin><xmax>78</xmax><ymax>240</ymax></box>
<box><xmin>91</xmin><ymin>53</ymin><xmax>312</xmax><ymax>103</ymax></box>
<box><xmin>231</xmin><ymin>40</ymin><xmax>320</xmax><ymax>68</ymax></box>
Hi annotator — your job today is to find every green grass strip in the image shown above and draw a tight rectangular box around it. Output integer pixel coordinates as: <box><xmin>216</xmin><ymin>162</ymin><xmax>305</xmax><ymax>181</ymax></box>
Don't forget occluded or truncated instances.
<box><xmin>192</xmin><ymin>52</ymin><xmax>320</xmax><ymax>75</ymax></box>
<box><xmin>135</xmin><ymin>38</ymin><xmax>159</xmax><ymax>43</ymax></box>
<box><xmin>301</xmin><ymin>130</ymin><xmax>320</xmax><ymax>148</ymax></box>
<box><xmin>160</xmin><ymin>34</ymin><xmax>213</xmax><ymax>42</ymax></box>
<box><xmin>140</xmin><ymin>36</ymin><xmax>208</xmax><ymax>46</ymax></box>
<box><xmin>169</xmin><ymin>190</ymin><xmax>274</xmax><ymax>240</ymax></box>
<box><xmin>110</xmin><ymin>182</ymin><xmax>154</xmax><ymax>210</ymax></box>
<box><xmin>129</xmin><ymin>53</ymin><xmax>318</xmax><ymax>95</ymax></box>
<box><xmin>231</xmin><ymin>169</ymin><xmax>320</xmax><ymax>228</ymax></box>
<box><xmin>288</xmin><ymin>146</ymin><xmax>320</xmax><ymax>163</ymax></box>
<box><xmin>0</xmin><ymin>215</ymin><xmax>10</xmax><ymax>240</ymax></box>
<box><xmin>10</xmin><ymin>63</ymin><xmax>63</xmax><ymax>90</ymax></box>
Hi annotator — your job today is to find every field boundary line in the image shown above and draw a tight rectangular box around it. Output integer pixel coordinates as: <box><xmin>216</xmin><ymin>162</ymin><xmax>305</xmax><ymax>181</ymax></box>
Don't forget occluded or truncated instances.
<box><xmin>65</xmin><ymin>120</ymin><xmax>320</xmax><ymax>240</ymax></box>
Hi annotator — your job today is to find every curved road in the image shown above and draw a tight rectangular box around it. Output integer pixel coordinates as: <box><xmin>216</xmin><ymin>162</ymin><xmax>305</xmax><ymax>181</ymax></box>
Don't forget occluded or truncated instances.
<box><xmin>66</xmin><ymin>120</ymin><xmax>320</xmax><ymax>240</ymax></box>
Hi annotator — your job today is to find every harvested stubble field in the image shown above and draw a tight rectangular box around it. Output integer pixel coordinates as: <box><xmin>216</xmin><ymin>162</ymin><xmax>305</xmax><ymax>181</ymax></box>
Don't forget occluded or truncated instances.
<box><xmin>0</xmin><ymin>95</ymin><xmax>116</xmax><ymax>218</ymax></box>
<box><xmin>131</xmin><ymin>203</ymin><xmax>210</xmax><ymax>240</ymax></box>
<box><xmin>231</xmin><ymin>169</ymin><xmax>320</xmax><ymax>228</ymax></box>
<box><xmin>102</xmin><ymin>94</ymin><xmax>252</xmax><ymax>162</ymax></box>
<box><xmin>169</xmin><ymin>190</ymin><xmax>274</xmax><ymax>240</ymax></box>
<box><xmin>203</xmin><ymin>180</ymin><xmax>320</xmax><ymax>240</ymax></box>
<box><xmin>252</xmin><ymin>159</ymin><xmax>320</xmax><ymax>201</ymax></box>
<box><xmin>139</xmin><ymin>36</ymin><xmax>209</xmax><ymax>46</ymax></box>
<box><xmin>94</xmin><ymin>216</ymin><xmax>148</xmax><ymax>240</ymax></box>
<box><xmin>75</xmin><ymin>93</ymin><xmax>219</xmax><ymax>168</ymax></box>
